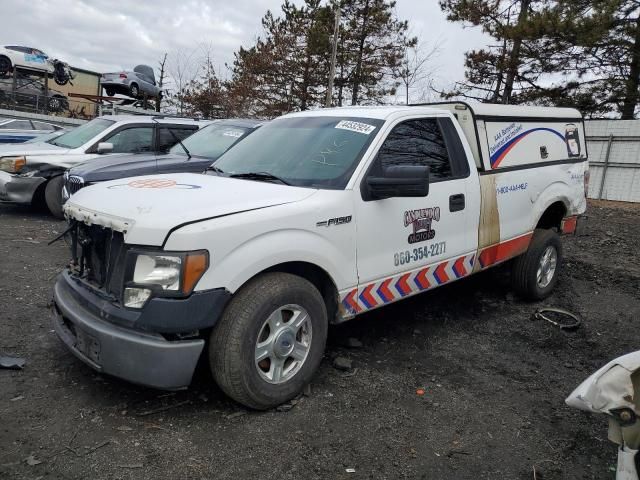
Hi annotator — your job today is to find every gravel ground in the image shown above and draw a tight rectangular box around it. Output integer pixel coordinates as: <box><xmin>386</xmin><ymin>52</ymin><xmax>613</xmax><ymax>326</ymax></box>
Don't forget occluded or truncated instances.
<box><xmin>1</xmin><ymin>199</ymin><xmax>639</xmax><ymax>480</ymax></box>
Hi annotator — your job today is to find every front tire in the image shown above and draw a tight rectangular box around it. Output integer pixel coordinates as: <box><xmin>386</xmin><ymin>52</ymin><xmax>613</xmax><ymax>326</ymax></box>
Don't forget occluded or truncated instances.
<box><xmin>45</xmin><ymin>175</ymin><xmax>65</xmax><ymax>219</ymax></box>
<box><xmin>129</xmin><ymin>83</ymin><xmax>140</xmax><ymax>98</ymax></box>
<box><xmin>48</xmin><ymin>95</ymin><xmax>66</xmax><ymax>112</ymax></box>
<box><xmin>511</xmin><ymin>228</ymin><xmax>562</xmax><ymax>300</ymax></box>
<box><xmin>209</xmin><ymin>272</ymin><xmax>328</xmax><ymax>410</ymax></box>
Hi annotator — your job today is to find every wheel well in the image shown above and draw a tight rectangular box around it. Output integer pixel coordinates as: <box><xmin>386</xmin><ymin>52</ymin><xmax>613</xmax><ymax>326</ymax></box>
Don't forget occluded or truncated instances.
<box><xmin>31</xmin><ymin>180</ymin><xmax>47</xmax><ymax>208</ymax></box>
<box><xmin>263</xmin><ymin>262</ymin><xmax>339</xmax><ymax>322</ymax></box>
<box><xmin>536</xmin><ymin>201</ymin><xmax>567</xmax><ymax>231</ymax></box>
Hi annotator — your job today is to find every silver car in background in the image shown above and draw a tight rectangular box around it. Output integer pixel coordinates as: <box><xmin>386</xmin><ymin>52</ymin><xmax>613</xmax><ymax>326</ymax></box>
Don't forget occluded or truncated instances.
<box><xmin>0</xmin><ymin>117</ymin><xmax>65</xmax><ymax>143</ymax></box>
<box><xmin>101</xmin><ymin>65</ymin><xmax>161</xmax><ymax>99</ymax></box>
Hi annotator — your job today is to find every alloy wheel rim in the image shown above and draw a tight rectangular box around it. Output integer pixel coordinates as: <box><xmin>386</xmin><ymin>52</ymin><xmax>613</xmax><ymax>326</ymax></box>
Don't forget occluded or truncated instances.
<box><xmin>536</xmin><ymin>245</ymin><xmax>558</xmax><ymax>289</ymax></box>
<box><xmin>254</xmin><ymin>304</ymin><xmax>312</xmax><ymax>385</ymax></box>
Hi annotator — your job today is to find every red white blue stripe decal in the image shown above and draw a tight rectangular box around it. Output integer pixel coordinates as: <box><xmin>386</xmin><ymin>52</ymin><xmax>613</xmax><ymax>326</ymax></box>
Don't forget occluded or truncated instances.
<box><xmin>339</xmin><ymin>233</ymin><xmax>534</xmax><ymax>318</ymax></box>
<box><xmin>340</xmin><ymin>253</ymin><xmax>476</xmax><ymax>317</ymax></box>
<box><xmin>490</xmin><ymin>128</ymin><xmax>566</xmax><ymax>169</ymax></box>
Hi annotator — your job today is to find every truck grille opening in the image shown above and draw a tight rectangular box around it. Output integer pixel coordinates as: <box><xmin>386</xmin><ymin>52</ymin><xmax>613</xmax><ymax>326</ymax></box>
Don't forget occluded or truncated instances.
<box><xmin>66</xmin><ymin>175</ymin><xmax>85</xmax><ymax>195</ymax></box>
<box><xmin>71</xmin><ymin>224</ymin><xmax>127</xmax><ymax>299</ymax></box>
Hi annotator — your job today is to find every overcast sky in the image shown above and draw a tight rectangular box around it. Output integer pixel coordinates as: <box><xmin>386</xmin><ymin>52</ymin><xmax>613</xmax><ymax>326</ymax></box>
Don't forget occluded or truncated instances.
<box><xmin>3</xmin><ymin>0</ymin><xmax>489</xmax><ymax>99</ymax></box>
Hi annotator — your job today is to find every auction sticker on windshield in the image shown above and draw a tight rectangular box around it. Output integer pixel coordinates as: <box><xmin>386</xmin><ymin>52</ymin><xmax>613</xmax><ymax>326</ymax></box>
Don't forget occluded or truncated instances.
<box><xmin>223</xmin><ymin>129</ymin><xmax>244</xmax><ymax>138</ymax></box>
<box><xmin>335</xmin><ymin>120</ymin><xmax>376</xmax><ymax>135</ymax></box>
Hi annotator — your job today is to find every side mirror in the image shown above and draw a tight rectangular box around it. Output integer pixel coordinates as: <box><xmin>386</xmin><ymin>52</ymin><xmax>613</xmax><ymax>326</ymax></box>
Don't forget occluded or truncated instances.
<box><xmin>96</xmin><ymin>142</ymin><xmax>113</xmax><ymax>154</ymax></box>
<box><xmin>366</xmin><ymin>165</ymin><xmax>429</xmax><ymax>201</ymax></box>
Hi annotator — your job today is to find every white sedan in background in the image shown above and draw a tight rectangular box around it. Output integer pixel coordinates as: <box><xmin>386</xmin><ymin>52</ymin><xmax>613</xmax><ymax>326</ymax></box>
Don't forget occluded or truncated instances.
<box><xmin>0</xmin><ymin>46</ymin><xmax>54</xmax><ymax>76</ymax></box>
<box><xmin>0</xmin><ymin>45</ymin><xmax>75</xmax><ymax>85</ymax></box>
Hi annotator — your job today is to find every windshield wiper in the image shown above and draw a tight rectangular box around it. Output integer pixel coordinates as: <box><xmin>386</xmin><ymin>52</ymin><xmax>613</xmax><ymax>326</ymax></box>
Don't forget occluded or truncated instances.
<box><xmin>229</xmin><ymin>172</ymin><xmax>290</xmax><ymax>185</ymax></box>
<box><xmin>206</xmin><ymin>165</ymin><xmax>225</xmax><ymax>175</ymax></box>
<box><xmin>152</xmin><ymin>117</ymin><xmax>191</xmax><ymax>159</ymax></box>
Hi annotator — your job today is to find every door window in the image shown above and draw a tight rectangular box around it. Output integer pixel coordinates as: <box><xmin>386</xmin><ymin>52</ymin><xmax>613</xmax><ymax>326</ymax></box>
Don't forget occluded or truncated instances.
<box><xmin>105</xmin><ymin>126</ymin><xmax>153</xmax><ymax>153</ymax></box>
<box><xmin>32</xmin><ymin>121</ymin><xmax>55</xmax><ymax>131</ymax></box>
<box><xmin>375</xmin><ymin>119</ymin><xmax>453</xmax><ymax>180</ymax></box>
<box><xmin>1</xmin><ymin>120</ymin><xmax>33</xmax><ymax>130</ymax></box>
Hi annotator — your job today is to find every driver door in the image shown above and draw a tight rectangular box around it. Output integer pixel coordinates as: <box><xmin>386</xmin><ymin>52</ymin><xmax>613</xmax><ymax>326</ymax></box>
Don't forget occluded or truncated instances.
<box><xmin>352</xmin><ymin>116</ymin><xmax>479</xmax><ymax>312</ymax></box>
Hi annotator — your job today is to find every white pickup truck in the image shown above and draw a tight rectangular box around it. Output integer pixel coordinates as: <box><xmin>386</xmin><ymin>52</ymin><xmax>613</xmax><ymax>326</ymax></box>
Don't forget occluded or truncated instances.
<box><xmin>52</xmin><ymin>103</ymin><xmax>588</xmax><ymax>409</ymax></box>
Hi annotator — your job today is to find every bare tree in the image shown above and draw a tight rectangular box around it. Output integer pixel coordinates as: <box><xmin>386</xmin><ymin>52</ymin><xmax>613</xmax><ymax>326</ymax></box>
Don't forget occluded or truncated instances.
<box><xmin>156</xmin><ymin>52</ymin><xmax>167</xmax><ymax>112</ymax></box>
<box><xmin>166</xmin><ymin>47</ymin><xmax>202</xmax><ymax>115</ymax></box>
<box><xmin>394</xmin><ymin>38</ymin><xmax>441</xmax><ymax>105</ymax></box>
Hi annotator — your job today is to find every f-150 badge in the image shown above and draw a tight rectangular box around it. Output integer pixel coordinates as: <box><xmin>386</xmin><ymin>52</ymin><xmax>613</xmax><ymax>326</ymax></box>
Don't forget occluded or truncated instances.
<box><xmin>317</xmin><ymin>216</ymin><xmax>352</xmax><ymax>227</ymax></box>
<box><xmin>404</xmin><ymin>206</ymin><xmax>440</xmax><ymax>244</ymax></box>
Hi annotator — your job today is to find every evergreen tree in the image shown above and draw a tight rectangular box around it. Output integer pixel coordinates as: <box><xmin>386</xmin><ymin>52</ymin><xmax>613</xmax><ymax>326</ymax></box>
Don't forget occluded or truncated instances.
<box><xmin>545</xmin><ymin>0</ymin><xmax>640</xmax><ymax>118</ymax></box>
<box><xmin>334</xmin><ymin>0</ymin><xmax>415</xmax><ymax>105</ymax></box>
<box><xmin>225</xmin><ymin>1</ymin><xmax>333</xmax><ymax>117</ymax></box>
<box><xmin>439</xmin><ymin>0</ymin><xmax>561</xmax><ymax>104</ymax></box>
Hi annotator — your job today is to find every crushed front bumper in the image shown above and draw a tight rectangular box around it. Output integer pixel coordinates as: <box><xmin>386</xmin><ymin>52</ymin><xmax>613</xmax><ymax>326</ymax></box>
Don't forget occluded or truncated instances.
<box><xmin>0</xmin><ymin>171</ymin><xmax>45</xmax><ymax>204</ymax></box>
<box><xmin>51</xmin><ymin>272</ymin><xmax>208</xmax><ymax>390</ymax></box>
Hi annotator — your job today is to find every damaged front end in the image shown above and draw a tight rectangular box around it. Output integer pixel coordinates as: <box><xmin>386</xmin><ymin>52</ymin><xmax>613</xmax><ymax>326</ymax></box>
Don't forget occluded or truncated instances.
<box><xmin>50</xmin><ymin>215</ymin><xmax>229</xmax><ymax>391</ymax></box>
<box><xmin>566</xmin><ymin>351</ymin><xmax>640</xmax><ymax>480</ymax></box>
<box><xmin>63</xmin><ymin>220</ymin><xmax>128</xmax><ymax>302</ymax></box>
<box><xmin>0</xmin><ymin>170</ymin><xmax>46</xmax><ymax>204</ymax></box>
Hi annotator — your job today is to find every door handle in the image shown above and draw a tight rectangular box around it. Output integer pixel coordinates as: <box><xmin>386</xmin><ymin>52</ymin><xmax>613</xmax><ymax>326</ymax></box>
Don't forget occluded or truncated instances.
<box><xmin>449</xmin><ymin>193</ymin><xmax>465</xmax><ymax>212</ymax></box>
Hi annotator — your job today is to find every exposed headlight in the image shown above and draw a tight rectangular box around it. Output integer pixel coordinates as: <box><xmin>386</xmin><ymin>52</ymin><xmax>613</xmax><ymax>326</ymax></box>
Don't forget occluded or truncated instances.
<box><xmin>125</xmin><ymin>250</ymin><xmax>209</xmax><ymax>308</ymax></box>
<box><xmin>134</xmin><ymin>254</ymin><xmax>182</xmax><ymax>290</ymax></box>
<box><xmin>0</xmin><ymin>156</ymin><xmax>26</xmax><ymax>173</ymax></box>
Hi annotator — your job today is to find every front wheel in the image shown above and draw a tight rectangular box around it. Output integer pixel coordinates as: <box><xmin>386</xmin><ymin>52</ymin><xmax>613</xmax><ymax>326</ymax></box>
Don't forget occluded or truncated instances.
<box><xmin>48</xmin><ymin>96</ymin><xmax>67</xmax><ymax>112</ymax></box>
<box><xmin>129</xmin><ymin>83</ymin><xmax>139</xmax><ymax>98</ymax></box>
<box><xmin>209</xmin><ymin>272</ymin><xmax>328</xmax><ymax>410</ymax></box>
<box><xmin>45</xmin><ymin>175</ymin><xmax>65</xmax><ymax>219</ymax></box>
<box><xmin>511</xmin><ymin>228</ymin><xmax>563</xmax><ymax>300</ymax></box>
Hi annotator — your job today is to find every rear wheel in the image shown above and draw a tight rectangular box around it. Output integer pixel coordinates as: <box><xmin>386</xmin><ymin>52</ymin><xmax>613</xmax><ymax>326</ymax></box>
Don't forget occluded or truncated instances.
<box><xmin>105</xmin><ymin>88</ymin><xmax>115</xmax><ymax>97</ymax></box>
<box><xmin>45</xmin><ymin>175</ymin><xmax>65</xmax><ymax>219</ymax></box>
<box><xmin>209</xmin><ymin>272</ymin><xmax>328</xmax><ymax>410</ymax></box>
<box><xmin>511</xmin><ymin>228</ymin><xmax>562</xmax><ymax>300</ymax></box>
<box><xmin>0</xmin><ymin>55</ymin><xmax>11</xmax><ymax>77</ymax></box>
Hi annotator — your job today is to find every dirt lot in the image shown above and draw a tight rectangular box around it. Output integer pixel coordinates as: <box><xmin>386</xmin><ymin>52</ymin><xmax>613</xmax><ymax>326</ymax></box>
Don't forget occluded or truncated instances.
<box><xmin>1</xmin><ymin>199</ymin><xmax>639</xmax><ymax>480</ymax></box>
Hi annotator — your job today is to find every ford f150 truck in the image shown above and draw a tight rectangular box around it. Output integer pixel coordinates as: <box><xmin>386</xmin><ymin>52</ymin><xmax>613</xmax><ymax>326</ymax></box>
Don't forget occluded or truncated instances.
<box><xmin>52</xmin><ymin>103</ymin><xmax>588</xmax><ymax>410</ymax></box>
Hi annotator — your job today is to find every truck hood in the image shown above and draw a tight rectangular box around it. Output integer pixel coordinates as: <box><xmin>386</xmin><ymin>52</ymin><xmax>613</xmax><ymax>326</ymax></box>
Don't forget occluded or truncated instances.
<box><xmin>64</xmin><ymin>173</ymin><xmax>318</xmax><ymax>246</ymax></box>
<box><xmin>0</xmin><ymin>141</ymin><xmax>69</xmax><ymax>156</ymax></box>
<box><xmin>69</xmin><ymin>153</ymin><xmax>167</xmax><ymax>182</ymax></box>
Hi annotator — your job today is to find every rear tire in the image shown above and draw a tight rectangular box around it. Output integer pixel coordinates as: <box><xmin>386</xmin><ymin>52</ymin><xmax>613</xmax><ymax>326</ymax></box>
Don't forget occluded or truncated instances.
<box><xmin>105</xmin><ymin>88</ymin><xmax>115</xmax><ymax>97</ymax></box>
<box><xmin>0</xmin><ymin>55</ymin><xmax>11</xmax><ymax>77</ymax></box>
<box><xmin>511</xmin><ymin>228</ymin><xmax>562</xmax><ymax>300</ymax></box>
<box><xmin>209</xmin><ymin>272</ymin><xmax>328</xmax><ymax>410</ymax></box>
<box><xmin>45</xmin><ymin>175</ymin><xmax>65</xmax><ymax>219</ymax></box>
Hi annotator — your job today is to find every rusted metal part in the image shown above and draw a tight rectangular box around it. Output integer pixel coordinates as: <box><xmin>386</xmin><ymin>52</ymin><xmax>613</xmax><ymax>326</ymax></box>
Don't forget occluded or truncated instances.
<box><xmin>532</xmin><ymin>307</ymin><xmax>581</xmax><ymax>331</ymax></box>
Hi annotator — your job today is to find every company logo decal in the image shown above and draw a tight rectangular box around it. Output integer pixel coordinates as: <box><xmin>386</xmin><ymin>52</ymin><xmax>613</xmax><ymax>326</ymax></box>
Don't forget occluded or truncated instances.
<box><xmin>489</xmin><ymin>123</ymin><xmax>581</xmax><ymax>169</ymax></box>
<box><xmin>404</xmin><ymin>206</ymin><xmax>440</xmax><ymax>244</ymax></box>
<box><xmin>107</xmin><ymin>178</ymin><xmax>202</xmax><ymax>189</ymax></box>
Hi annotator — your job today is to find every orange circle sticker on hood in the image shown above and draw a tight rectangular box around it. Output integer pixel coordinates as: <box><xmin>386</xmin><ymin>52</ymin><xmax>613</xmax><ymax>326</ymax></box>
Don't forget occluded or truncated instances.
<box><xmin>128</xmin><ymin>179</ymin><xmax>177</xmax><ymax>188</ymax></box>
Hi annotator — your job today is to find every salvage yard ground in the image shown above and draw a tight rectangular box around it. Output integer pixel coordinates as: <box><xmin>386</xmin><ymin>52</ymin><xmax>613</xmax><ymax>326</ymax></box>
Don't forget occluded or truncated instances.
<box><xmin>1</xmin><ymin>200</ymin><xmax>639</xmax><ymax>479</ymax></box>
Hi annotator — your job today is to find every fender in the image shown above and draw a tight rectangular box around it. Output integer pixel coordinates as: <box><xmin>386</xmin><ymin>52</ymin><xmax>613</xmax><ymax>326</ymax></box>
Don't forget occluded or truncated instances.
<box><xmin>529</xmin><ymin>180</ymin><xmax>572</xmax><ymax>230</ymax></box>
<box><xmin>196</xmin><ymin>228</ymin><xmax>352</xmax><ymax>294</ymax></box>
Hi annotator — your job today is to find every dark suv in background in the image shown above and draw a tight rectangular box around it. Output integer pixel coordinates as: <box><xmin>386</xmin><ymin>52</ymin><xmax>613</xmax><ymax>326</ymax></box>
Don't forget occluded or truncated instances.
<box><xmin>63</xmin><ymin>118</ymin><xmax>261</xmax><ymax>204</ymax></box>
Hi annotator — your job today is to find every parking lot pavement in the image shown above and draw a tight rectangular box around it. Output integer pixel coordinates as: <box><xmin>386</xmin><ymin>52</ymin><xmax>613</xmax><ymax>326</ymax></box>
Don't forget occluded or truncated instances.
<box><xmin>1</xmin><ymin>200</ymin><xmax>639</xmax><ymax>479</ymax></box>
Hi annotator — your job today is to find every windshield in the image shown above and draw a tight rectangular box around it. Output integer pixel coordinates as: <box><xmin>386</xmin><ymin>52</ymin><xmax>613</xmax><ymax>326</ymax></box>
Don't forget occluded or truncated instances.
<box><xmin>213</xmin><ymin>116</ymin><xmax>383</xmax><ymax>189</ymax></box>
<box><xmin>170</xmin><ymin>122</ymin><xmax>253</xmax><ymax>158</ymax></box>
<box><xmin>49</xmin><ymin>118</ymin><xmax>114</xmax><ymax>149</ymax></box>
